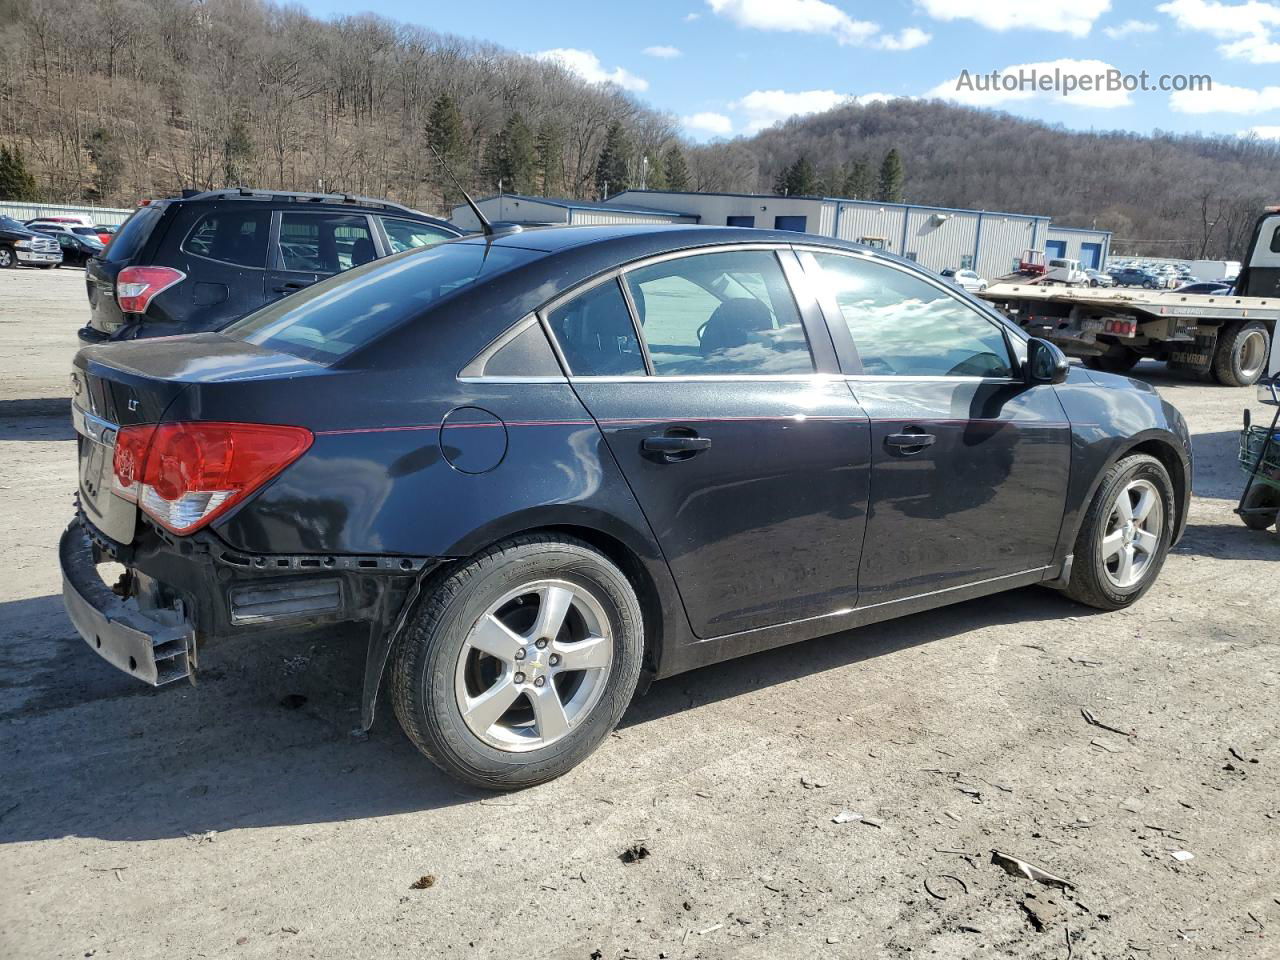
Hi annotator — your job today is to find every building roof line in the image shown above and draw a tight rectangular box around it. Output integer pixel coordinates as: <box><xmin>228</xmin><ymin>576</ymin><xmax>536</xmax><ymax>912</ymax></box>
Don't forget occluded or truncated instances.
<box><xmin>466</xmin><ymin>193</ymin><xmax>693</xmax><ymax>218</ymax></box>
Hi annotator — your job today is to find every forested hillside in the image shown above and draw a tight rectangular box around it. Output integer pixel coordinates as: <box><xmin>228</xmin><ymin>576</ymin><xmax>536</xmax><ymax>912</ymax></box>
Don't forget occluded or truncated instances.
<box><xmin>2</xmin><ymin>0</ymin><xmax>1278</xmax><ymax>258</ymax></box>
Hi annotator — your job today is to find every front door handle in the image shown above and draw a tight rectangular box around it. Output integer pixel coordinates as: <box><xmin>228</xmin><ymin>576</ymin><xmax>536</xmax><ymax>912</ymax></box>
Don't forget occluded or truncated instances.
<box><xmin>884</xmin><ymin>431</ymin><xmax>936</xmax><ymax>453</ymax></box>
<box><xmin>273</xmin><ymin>280</ymin><xmax>310</xmax><ymax>293</ymax></box>
<box><xmin>642</xmin><ymin>435</ymin><xmax>712</xmax><ymax>455</ymax></box>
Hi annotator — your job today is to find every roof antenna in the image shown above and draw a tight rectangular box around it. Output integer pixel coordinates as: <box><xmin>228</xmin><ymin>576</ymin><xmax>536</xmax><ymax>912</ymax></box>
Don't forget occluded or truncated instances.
<box><xmin>430</xmin><ymin>145</ymin><xmax>493</xmax><ymax>238</ymax></box>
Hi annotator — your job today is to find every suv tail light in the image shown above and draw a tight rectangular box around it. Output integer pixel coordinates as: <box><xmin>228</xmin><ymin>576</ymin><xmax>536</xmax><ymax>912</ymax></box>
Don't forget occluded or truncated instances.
<box><xmin>115</xmin><ymin>266</ymin><xmax>185</xmax><ymax>314</ymax></box>
<box><xmin>112</xmin><ymin>422</ymin><xmax>313</xmax><ymax>534</ymax></box>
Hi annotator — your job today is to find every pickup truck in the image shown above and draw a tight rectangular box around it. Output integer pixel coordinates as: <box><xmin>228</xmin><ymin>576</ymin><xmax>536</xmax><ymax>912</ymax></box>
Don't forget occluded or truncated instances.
<box><xmin>0</xmin><ymin>215</ymin><xmax>63</xmax><ymax>269</ymax></box>
<box><xmin>981</xmin><ymin>209</ymin><xmax>1280</xmax><ymax>386</ymax></box>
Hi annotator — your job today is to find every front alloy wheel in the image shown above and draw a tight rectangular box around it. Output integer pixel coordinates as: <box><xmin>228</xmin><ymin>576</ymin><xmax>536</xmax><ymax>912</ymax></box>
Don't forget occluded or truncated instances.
<box><xmin>1100</xmin><ymin>479</ymin><xmax>1163</xmax><ymax>588</ymax></box>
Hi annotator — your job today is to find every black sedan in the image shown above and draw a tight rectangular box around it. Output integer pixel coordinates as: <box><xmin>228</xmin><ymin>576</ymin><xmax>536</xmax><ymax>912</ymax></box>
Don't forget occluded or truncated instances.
<box><xmin>61</xmin><ymin>225</ymin><xmax>1191</xmax><ymax>788</ymax></box>
<box><xmin>31</xmin><ymin>227</ymin><xmax>105</xmax><ymax>267</ymax></box>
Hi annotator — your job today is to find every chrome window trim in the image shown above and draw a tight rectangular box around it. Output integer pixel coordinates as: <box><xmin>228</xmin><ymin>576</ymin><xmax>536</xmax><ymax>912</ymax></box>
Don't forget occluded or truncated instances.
<box><xmin>567</xmin><ymin>373</ymin><xmax>843</xmax><ymax>384</ymax></box>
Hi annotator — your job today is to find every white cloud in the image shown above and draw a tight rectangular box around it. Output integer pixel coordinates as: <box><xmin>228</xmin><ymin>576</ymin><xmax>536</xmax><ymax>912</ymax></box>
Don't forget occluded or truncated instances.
<box><xmin>917</xmin><ymin>0</ymin><xmax>1111</xmax><ymax>36</ymax></box>
<box><xmin>643</xmin><ymin>45</ymin><xmax>683</xmax><ymax>58</ymax></box>
<box><xmin>929</xmin><ymin>59</ymin><xmax>1132</xmax><ymax>108</ymax></box>
<box><xmin>706</xmin><ymin>0</ymin><xmax>930</xmax><ymax>49</ymax></box>
<box><xmin>684</xmin><ymin>11</ymin><xmax>701</xmax><ymax>20</ymax></box>
<box><xmin>1103</xmin><ymin>19</ymin><xmax>1158</xmax><ymax>39</ymax></box>
<box><xmin>1171</xmin><ymin>81</ymin><xmax>1280</xmax><ymax>113</ymax></box>
<box><xmin>1158</xmin><ymin>0</ymin><xmax>1280</xmax><ymax>63</ymax></box>
<box><xmin>730</xmin><ymin>89</ymin><xmax>898</xmax><ymax>132</ymax></box>
<box><xmin>876</xmin><ymin>27</ymin><xmax>932</xmax><ymax>50</ymax></box>
<box><xmin>683</xmin><ymin>112</ymin><xmax>734</xmax><ymax>135</ymax></box>
<box><xmin>532</xmin><ymin>48</ymin><xmax>648</xmax><ymax>92</ymax></box>
<box><xmin>1239</xmin><ymin>124</ymin><xmax>1280</xmax><ymax>138</ymax></box>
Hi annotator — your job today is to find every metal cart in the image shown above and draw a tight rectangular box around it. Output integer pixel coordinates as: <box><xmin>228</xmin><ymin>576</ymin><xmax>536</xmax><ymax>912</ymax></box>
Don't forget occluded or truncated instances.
<box><xmin>1237</xmin><ymin>373</ymin><xmax>1280</xmax><ymax>532</ymax></box>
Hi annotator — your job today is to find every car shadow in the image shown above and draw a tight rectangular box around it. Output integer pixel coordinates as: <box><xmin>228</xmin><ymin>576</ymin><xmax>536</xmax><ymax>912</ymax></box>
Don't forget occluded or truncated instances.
<box><xmin>0</xmin><ymin>415</ymin><xmax>75</xmax><ymax>441</ymax></box>
<box><xmin>0</xmin><ymin>583</ymin><xmax>1098</xmax><ymax>845</ymax></box>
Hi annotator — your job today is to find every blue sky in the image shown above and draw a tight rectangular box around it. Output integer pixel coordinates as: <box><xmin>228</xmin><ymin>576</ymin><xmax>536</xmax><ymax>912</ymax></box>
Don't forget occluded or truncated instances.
<box><xmin>301</xmin><ymin>0</ymin><xmax>1280</xmax><ymax>141</ymax></box>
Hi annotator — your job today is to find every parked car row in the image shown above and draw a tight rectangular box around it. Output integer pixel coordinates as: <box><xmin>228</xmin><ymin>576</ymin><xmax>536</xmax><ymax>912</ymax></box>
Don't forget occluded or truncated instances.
<box><xmin>0</xmin><ymin>214</ymin><xmax>116</xmax><ymax>269</ymax></box>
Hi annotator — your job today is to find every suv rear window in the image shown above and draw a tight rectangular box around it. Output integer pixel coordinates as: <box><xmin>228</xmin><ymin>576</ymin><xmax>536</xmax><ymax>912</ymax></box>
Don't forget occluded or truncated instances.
<box><xmin>224</xmin><ymin>242</ymin><xmax>541</xmax><ymax>363</ymax></box>
<box><xmin>103</xmin><ymin>204</ymin><xmax>163</xmax><ymax>262</ymax></box>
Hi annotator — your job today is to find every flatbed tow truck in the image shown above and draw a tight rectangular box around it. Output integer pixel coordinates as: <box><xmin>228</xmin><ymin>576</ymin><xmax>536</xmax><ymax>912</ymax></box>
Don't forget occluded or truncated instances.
<box><xmin>980</xmin><ymin>209</ymin><xmax>1280</xmax><ymax>386</ymax></box>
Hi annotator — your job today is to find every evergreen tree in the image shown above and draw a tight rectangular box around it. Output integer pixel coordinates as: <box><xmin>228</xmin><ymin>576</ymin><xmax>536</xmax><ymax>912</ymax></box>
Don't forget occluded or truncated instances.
<box><xmin>644</xmin><ymin>153</ymin><xmax>667</xmax><ymax>191</ymax></box>
<box><xmin>785</xmin><ymin>155</ymin><xmax>817</xmax><ymax>196</ymax></box>
<box><xmin>426</xmin><ymin>93</ymin><xmax>468</xmax><ymax>205</ymax></box>
<box><xmin>0</xmin><ymin>144</ymin><xmax>38</xmax><ymax>201</ymax></box>
<box><xmin>772</xmin><ymin>164</ymin><xmax>790</xmax><ymax>196</ymax></box>
<box><xmin>841</xmin><ymin>158</ymin><xmax>873</xmax><ymax>199</ymax></box>
<box><xmin>593</xmin><ymin>121</ymin><xmax>631</xmax><ymax>199</ymax></box>
<box><xmin>661</xmin><ymin>144</ymin><xmax>690</xmax><ymax>191</ymax></box>
<box><xmin>222</xmin><ymin>118</ymin><xmax>253</xmax><ymax>186</ymax></box>
<box><xmin>877</xmin><ymin>148</ymin><xmax>904</xmax><ymax>203</ymax></box>
<box><xmin>535</xmin><ymin>122</ymin><xmax>564</xmax><ymax>196</ymax></box>
<box><xmin>488</xmin><ymin>112</ymin><xmax>536</xmax><ymax>194</ymax></box>
<box><xmin>87</xmin><ymin>128</ymin><xmax>124</xmax><ymax>199</ymax></box>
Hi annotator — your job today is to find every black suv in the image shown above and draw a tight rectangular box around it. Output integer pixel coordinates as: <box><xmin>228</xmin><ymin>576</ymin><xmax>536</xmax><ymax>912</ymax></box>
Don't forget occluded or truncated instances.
<box><xmin>80</xmin><ymin>189</ymin><xmax>461</xmax><ymax>342</ymax></box>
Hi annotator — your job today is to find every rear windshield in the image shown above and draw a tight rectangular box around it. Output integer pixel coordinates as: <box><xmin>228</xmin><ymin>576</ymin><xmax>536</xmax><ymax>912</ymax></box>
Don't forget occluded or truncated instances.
<box><xmin>223</xmin><ymin>241</ymin><xmax>542</xmax><ymax>363</ymax></box>
<box><xmin>103</xmin><ymin>204</ymin><xmax>163</xmax><ymax>262</ymax></box>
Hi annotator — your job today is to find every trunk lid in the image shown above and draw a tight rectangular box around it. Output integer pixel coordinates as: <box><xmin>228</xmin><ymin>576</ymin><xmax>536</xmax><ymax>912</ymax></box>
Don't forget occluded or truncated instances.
<box><xmin>72</xmin><ymin>334</ymin><xmax>326</xmax><ymax>545</ymax></box>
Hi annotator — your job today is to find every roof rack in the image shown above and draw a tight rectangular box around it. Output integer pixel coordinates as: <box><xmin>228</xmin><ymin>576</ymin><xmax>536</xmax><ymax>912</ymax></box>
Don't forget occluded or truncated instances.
<box><xmin>179</xmin><ymin>187</ymin><xmax>430</xmax><ymax>219</ymax></box>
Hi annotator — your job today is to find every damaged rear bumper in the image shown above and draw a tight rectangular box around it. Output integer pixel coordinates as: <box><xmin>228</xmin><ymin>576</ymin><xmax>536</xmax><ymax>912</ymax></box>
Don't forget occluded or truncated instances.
<box><xmin>60</xmin><ymin>519</ymin><xmax>195</xmax><ymax>685</ymax></box>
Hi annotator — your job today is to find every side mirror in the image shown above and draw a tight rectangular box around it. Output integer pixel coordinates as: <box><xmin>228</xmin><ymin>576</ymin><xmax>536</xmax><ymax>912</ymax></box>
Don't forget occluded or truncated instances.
<box><xmin>1025</xmin><ymin>337</ymin><xmax>1070</xmax><ymax>385</ymax></box>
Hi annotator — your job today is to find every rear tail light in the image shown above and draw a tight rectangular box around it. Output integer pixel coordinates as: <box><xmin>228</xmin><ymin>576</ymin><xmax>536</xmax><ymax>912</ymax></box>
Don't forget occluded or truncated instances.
<box><xmin>115</xmin><ymin>266</ymin><xmax>185</xmax><ymax>314</ymax></box>
<box><xmin>1104</xmin><ymin>318</ymin><xmax>1138</xmax><ymax>337</ymax></box>
<box><xmin>112</xmin><ymin>422</ymin><xmax>312</xmax><ymax>534</ymax></box>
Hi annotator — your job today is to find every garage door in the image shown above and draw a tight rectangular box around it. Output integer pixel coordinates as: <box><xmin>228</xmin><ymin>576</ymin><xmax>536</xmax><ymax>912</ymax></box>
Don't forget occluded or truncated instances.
<box><xmin>1080</xmin><ymin>242</ymin><xmax>1102</xmax><ymax>269</ymax></box>
<box><xmin>1045</xmin><ymin>240</ymin><xmax>1067</xmax><ymax>260</ymax></box>
<box><xmin>773</xmin><ymin>216</ymin><xmax>807</xmax><ymax>232</ymax></box>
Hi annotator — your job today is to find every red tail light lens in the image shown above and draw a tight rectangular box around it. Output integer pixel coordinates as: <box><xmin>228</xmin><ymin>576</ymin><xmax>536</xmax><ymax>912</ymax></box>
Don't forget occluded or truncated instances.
<box><xmin>115</xmin><ymin>266</ymin><xmax>186</xmax><ymax>314</ymax></box>
<box><xmin>112</xmin><ymin>422</ymin><xmax>313</xmax><ymax>534</ymax></box>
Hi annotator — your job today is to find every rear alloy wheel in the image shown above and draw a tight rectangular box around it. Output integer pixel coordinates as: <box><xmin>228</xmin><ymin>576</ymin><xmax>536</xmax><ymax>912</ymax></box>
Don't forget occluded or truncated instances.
<box><xmin>0</xmin><ymin>246</ymin><xmax>15</xmax><ymax>269</ymax></box>
<box><xmin>1212</xmin><ymin>321</ymin><xmax>1270</xmax><ymax>387</ymax></box>
<box><xmin>391</xmin><ymin>535</ymin><xmax>643</xmax><ymax>789</ymax></box>
<box><xmin>1065</xmin><ymin>454</ymin><xmax>1174</xmax><ymax>610</ymax></box>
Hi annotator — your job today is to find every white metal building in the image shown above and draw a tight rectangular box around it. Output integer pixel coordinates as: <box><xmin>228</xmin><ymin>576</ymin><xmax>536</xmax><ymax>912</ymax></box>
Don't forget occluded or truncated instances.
<box><xmin>606</xmin><ymin>189</ymin><xmax>1111</xmax><ymax>279</ymax></box>
<box><xmin>450</xmin><ymin>194</ymin><xmax>696</xmax><ymax>232</ymax></box>
<box><xmin>0</xmin><ymin>200</ymin><xmax>134</xmax><ymax>226</ymax></box>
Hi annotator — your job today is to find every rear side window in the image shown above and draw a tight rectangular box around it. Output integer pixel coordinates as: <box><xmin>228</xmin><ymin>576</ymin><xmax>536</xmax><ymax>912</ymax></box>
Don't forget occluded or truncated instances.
<box><xmin>183</xmin><ymin>210</ymin><xmax>270</xmax><ymax>267</ymax></box>
<box><xmin>103</xmin><ymin>205</ymin><xmax>163</xmax><ymax>262</ymax></box>
<box><xmin>278</xmin><ymin>213</ymin><xmax>376</xmax><ymax>274</ymax></box>
<box><xmin>624</xmin><ymin>249</ymin><xmax>813</xmax><ymax>376</ymax></box>
<box><xmin>546</xmin><ymin>279</ymin><xmax>646</xmax><ymax>377</ymax></box>
<box><xmin>224</xmin><ymin>242</ymin><xmax>542</xmax><ymax>363</ymax></box>
<box><xmin>381</xmin><ymin>217</ymin><xmax>454</xmax><ymax>253</ymax></box>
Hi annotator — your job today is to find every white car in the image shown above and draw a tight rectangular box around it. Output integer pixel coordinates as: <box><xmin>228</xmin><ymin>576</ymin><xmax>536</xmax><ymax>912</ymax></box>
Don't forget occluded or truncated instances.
<box><xmin>940</xmin><ymin>268</ymin><xmax>988</xmax><ymax>292</ymax></box>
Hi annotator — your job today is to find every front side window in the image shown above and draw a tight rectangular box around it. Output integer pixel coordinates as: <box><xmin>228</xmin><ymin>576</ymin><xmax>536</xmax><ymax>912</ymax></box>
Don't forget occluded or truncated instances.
<box><xmin>546</xmin><ymin>279</ymin><xmax>646</xmax><ymax>376</ymax></box>
<box><xmin>278</xmin><ymin>213</ymin><xmax>376</xmax><ymax>274</ymax></box>
<box><xmin>808</xmin><ymin>252</ymin><xmax>1013</xmax><ymax>378</ymax></box>
<box><xmin>381</xmin><ymin>217</ymin><xmax>454</xmax><ymax>253</ymax></box>
<box><xmin>183</xmin><ymin>210</ymin><xmax>270</xmax><ymax>268</ymax></box>
<box><xmin>623</xmin><ymin>249</ymin><xmax>813</xmax><ymax>376</ymax></box>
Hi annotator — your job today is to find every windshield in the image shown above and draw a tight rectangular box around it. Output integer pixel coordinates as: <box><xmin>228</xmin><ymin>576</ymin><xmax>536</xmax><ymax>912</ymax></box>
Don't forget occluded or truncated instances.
<box><xmin>224</xmin><ymin>241</ymin><xmax>542</xmax><ymax>363</ymax></box>
<box><xmin>0</xmin><ymin>216</ymin><xmax>29</xmax><ymax>232</ymax></box>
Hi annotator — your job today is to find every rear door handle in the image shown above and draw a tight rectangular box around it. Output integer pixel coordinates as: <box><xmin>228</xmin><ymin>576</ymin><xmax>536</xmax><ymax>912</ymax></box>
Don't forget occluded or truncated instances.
<box><xmin>273</xmin><ymin>280</ymin><xmax>310</xmax><ymax>293</ymax></box>
<box><xmin>885</xmin><ymin>432</ymin><xmax>936</xmax><ymax>452</ymax></box>
<box><xmin>642</xmin><ymin>435</ymin><xmax>712</xmax><ymax>454</ymax></box>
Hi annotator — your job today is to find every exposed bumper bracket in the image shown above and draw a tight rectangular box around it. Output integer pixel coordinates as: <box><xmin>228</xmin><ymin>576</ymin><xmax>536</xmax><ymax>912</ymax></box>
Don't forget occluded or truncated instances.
<box><xmin>60</xmin><ymin>520</ymin><xmax>196</xmax><ymax>685</ymax></box>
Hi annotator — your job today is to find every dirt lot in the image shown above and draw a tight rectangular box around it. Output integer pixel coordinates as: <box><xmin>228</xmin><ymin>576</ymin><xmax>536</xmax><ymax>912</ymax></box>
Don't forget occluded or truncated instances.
<box><xmin>1</xmin><ymin>266</ymin><xmax>1277</xmax><ymax>960</ymax></box>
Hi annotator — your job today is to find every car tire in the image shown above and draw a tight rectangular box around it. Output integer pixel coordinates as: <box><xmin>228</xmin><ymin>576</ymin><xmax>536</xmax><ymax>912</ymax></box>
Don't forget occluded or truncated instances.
<box><xmin>0</xmin><ymin>245</ymin><xmax>15</xmax><ymax>269</ymax></box>
<box><xmin>1211</xmin><ymin>320</ymin><xmax>1270</xmax><ymax>387</ymax></box>
<box><xmin>391</xmin><ymin>534</ymin><xmax>644</xmax><ymax>789</ymax></box>
<box><xmin>1240</xmin><ymin>484</ymin><xmax>1279</xmax><ymax>531</ymax></box>
<box><xmin>1084</xmin><ymin>348</ymin><xmax>1139</xmax><ymax>374</ymax></box>
<box><xmin>1064</xmin><ymin>453</ymin><xmax>1174</xmax><ymax>611</ymax></box>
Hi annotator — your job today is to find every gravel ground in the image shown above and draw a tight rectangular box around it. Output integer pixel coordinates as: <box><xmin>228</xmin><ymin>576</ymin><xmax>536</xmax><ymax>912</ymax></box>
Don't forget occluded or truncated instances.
<box><xmin>0</xmin><ymin>267</ymin><xmax>1277</xmax><ymax>960</ymax></box>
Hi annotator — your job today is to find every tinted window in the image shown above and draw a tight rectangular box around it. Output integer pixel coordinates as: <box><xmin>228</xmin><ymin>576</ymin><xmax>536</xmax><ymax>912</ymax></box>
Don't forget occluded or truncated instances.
<box><xmin>103</xmin><ymin>204</ymin><xmax>163</xmax><ymax>262</ymax></box>
<box><xmin>477</xmin><ymin>323</ymin><xmax>563</xmax><ymax>377</ymax></box>
<box><xmin>1271</xmin><ymin>225</ymin><xmax>1280</xmax><ymax>253</ymax></box>
<box><xmin>183</xmin><ymin>210</ymin><xmax>270</xmax><ymax>267</ymax></box>
<box><xmin>224</xmin><ymin>243</ymin><xmax>541</xmax><ymax>363</ymax></box>
<box><xmin>546</xmin><ymin>279</ymin><xmax>646</xmax><ymax>376</ymax></box>
<box><xmin>624</xmin><ymin>250</ymin><xmax>812</xmax><ymax>376</ymax></box>
<box><xmin>809</xmin><ymin>252</ymin><xmax>1013</xmax><ymax>378</ymax></box>
<box><xmin>278</xmin><ymin>213</ymin><xmax>375</xmax><ymax>274</ymax></box>
<box><xmin>0</xmin><ymin>216</ymin><xmax>25</xmax><ymax>232</ymax></box>
<box><xmin>381</xmin><ymin>217</ymin><xmax>454</xmax><ymax>253</ymax></box>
